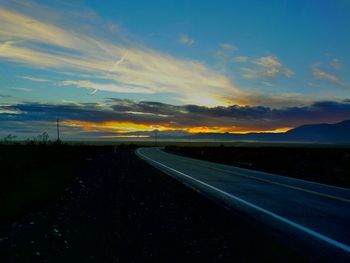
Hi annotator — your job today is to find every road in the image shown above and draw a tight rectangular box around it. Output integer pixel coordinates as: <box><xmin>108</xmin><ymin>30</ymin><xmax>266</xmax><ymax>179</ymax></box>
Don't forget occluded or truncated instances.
<box><xmin>136</xmin><ymin>147</ymin><xmax>350</xmax><ymax>260</ymax></box>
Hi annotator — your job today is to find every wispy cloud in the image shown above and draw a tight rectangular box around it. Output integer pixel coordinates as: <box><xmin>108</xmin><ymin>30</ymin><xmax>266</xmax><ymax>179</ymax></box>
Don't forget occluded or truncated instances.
<box><xmin>60</xmin><ymin>80</ymin><xmax>154</xmax><ymax>94</ymax></box>
<box><xmin>0</xmin><ymin>6</ymin><xmax>241</xmax><ymax>107</ymax></box>
<box><xmin>254</xmin><ymin>56</ymin><xmax>293</xmax><ymax>78</ymax></box>
<box><xmin>220</xmin><ymin>43</ymin><xmax>238</xmax><ymax>51</ymax></box>
<box><xmin>241</xmin><ymin>67</ymin><xmax>260</xmax><ymax>80</ymax></box>
<box><xmin>107</xmin><ymin>23</ymin><xmax>119</xmax><ymax>33</ymax></box>
<box><xmin>21</xmin><ymin>76</ymin><xmax>50</xmax><ymax>82</ymax></box>
<box><xmin>12</xmin><ymin>87</ymin><xmax>32</xmax><ymax>92</ymax></box>
<box><xmin>233</xmin><ymin>56</ymin><xmax>248</xmax><ymax>63</ymax></box>
<box><xmin>215</xmin><ymin>43</ymin><xmax>239</xmax><ymax>61</ymax></box>
<box><xmin>254</xmin><ymin>56</ymin><xmax>281</xmax><ymax>78</ymax></box>
<box><xmin>330</xmin><ymin>58</ymin><xmax>343</xmax><ymax>70</ymax></box>
<box><xmin>109</xmin><ymin>53</ymin><xmax>127</xmax><ymax>71</ymax></box>
<box><xmin>284</xmin><ymin>68</ymin><xmax>294</xmax><ymax>78</ymax></box>
<box><xmin>242</xmin><ymin>55</ymin><xmax>294</xmax><ymax>79</ymax></box>
<box><xmin>312</xmin><ymin>62</ymin><xmax>345</xmax><ymax>87</ymax></box>
<box><xmin>179</xmin><ymin>35</ymin><xmax>194</xmax><ymax>46</ymax></box>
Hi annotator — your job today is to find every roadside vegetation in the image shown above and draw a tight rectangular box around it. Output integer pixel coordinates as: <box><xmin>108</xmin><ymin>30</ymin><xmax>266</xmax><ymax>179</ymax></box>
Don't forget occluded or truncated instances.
<box><xmin>165</xmin><ymin>145</ymin><xmax>350</xmax><ymax>188</ymax></box>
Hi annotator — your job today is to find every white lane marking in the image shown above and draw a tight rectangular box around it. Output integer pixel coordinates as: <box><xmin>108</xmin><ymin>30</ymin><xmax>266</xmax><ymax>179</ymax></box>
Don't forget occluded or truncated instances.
<box><xmin>204</xmin><ymin>165</ymin><xmax>350</xmax><ymax>203</ymax></box>
<box><xmin>136</xmin><ymin>148</ymin><xmax>350</xmax><ymax>253</ymax></box>
<box><xmin>157</xmin><ymin>149</ymin><xmax>350</xmax><ymax>203</ymax></box>
<box><xmin>157</xmin><ymin>147</ymin><xmax>350</xmax><ymax>191</ymax></box>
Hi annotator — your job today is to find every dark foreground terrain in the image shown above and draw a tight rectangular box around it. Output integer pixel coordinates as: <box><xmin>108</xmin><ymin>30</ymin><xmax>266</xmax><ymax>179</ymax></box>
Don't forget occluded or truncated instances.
<box><xmin>0</xmin><ymin>144</ymin><xmax>113</xmax><ymax>225</ymax></box>
<box><xmin>0</xmin><ymin>145</ymin><xmax>308</xmax><ymax>262</ymax></box>
<box><xmin>166</xmin><ymin>145</ymin><xmax>350</xmax><ymax>188</ymax></box>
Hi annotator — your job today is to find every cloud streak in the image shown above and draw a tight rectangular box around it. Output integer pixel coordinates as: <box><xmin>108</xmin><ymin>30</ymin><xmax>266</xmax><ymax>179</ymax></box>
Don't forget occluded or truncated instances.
<box><xmin>0</xmin><ymin>6</ymin><xmax>241</xmax><ymax>106</ymax></box>
<box><xmin>215</xmin><ymin>43</ymin><xmax>239</xmax><ymax>61</ymax></box>
<box><xmin>60</xmin><ymin>80</ymin><xmax>153</xmax><ymax>94</ymax></box>
<box><xmin>312</xmin><ymin>63</ymin><xmax>345</xmax><ymax>87</ymax></box>
<box><xmin>21</xmin><ymin>76</ymin><xmax>51</xmax><ymax>82</ymax></box>
<box><xmin>233</xmin><ymin>56</ymin><xmax>248</xmax><ymax>63</ymax></box>
<box><xmin>179</xmin><ymin>35</ymin><xmax>194</xmax><ymax>46</ymax></box>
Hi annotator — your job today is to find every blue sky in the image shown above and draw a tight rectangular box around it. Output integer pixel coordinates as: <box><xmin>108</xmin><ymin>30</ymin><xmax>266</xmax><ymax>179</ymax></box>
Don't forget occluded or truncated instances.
<box><xmin>1</xmin><ymin>0</ymin><xmax>350</xmax><ymax>138</ymax></box>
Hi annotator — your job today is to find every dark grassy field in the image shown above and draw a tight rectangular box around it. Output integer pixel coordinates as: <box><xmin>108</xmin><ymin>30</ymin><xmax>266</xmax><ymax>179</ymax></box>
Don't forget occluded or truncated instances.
<box><xmin>165</xmin><ymin>145</ymin><xmax>350</xmax><ymax>188</ymax></box>
<box><xmin>0</xmin><ymin>144</ymin><xmax>311</xmax><ymax>262</ymax></box>
<box><xmin>0</xmin><ymin>144</ymin><xmax>113</xmax><ymax>226</ymax></box>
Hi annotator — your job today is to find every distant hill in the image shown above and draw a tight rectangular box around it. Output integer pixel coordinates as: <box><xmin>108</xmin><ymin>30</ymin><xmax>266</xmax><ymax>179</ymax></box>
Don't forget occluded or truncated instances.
<box><xmin>116</xmin><ymin>119</ymin><xmax>350</xmax><ymax>143</ymax></box>
<box><xmin>181</xmin><ymin>120</ymin><xmax>350</xmax><ymax>143</ymax></box>
<box><xmin>285</xmin><ymin>120</ymin><xmax>350</xmax><ymax>143</ymax></box>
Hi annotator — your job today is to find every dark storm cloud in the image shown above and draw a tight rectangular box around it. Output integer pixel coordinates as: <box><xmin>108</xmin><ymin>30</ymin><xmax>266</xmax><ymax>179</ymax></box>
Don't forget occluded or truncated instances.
<box><xmin>109</xmin><ymin>99</ymin><xmax>350</xmax><ymax>129</ymax></box>
<box><xmin>109</xmin><ymin>99</ymin><xmax>183</xmax><ymax>116</ymax></box>
<box><xmin>1</xmin><ymin>99</ymin><xmax>350</xmax><ymax>138</ymax></box>
<box><xmin>1</xmin><ymin>103</ymin><xmax>118</xmax><ymax>122</ymax></box>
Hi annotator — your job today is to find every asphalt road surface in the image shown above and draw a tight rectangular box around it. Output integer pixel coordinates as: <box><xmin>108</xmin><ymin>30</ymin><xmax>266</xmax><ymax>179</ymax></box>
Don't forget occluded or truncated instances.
<box><xmin>136</xmin><ymin>147</ymin><xmax>350</xmax><ymax>261</ymax></box>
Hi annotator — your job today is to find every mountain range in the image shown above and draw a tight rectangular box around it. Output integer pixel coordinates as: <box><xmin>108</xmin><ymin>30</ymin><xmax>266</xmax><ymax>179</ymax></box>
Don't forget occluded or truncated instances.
<box><xmin>155</xmin><ymin>120</ymin><xmax>350</xmax><ymax>143</ymax></box>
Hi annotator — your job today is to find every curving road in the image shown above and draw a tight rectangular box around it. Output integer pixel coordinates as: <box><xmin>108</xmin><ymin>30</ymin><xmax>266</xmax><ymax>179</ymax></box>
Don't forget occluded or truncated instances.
<box><xmin>136</xmin><ymin>147</ymin><xmax>350</xmax><ymax>260</ymax></box>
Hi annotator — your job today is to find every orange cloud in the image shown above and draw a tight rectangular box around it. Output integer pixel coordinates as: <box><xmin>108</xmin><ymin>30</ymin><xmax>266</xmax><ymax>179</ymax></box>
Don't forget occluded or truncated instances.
<box><xmin>186</xmin><ymin>126</ymin><xmax>292</xmax><ymax>134</ymax></box>
<box><xmin>62</xmin><ymin>120</ymin><xmax>177</xmax><ymax>133</ymax></box>
<box><xmin>62</xmin><ymin>120</ymin><xmax>292</xmax><ymax>135</ymax></box>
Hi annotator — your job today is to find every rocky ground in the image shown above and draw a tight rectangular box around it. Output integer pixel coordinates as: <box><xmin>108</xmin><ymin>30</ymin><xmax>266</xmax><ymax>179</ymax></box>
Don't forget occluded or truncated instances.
<box><xmin>0</xmin><ymin>148</ymin><xmax>306</xmax><ymax>262</ymax></box>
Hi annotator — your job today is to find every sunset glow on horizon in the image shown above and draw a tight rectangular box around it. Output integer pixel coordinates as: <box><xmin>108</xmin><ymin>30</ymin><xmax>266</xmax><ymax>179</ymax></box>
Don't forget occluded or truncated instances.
<box><xmin>63</xmin><ymin>120</ymin><xmax>293</xmax><ymax>135</ymax></box>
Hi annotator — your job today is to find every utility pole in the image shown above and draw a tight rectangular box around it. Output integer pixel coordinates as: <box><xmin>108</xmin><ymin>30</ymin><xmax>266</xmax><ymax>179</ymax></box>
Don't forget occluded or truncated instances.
<box><xmin>154</xmin><ymin>129</ymin><xmax>158</xmax><ymax>146</ymax></box>
<box><xmin>56</xmin><ymin>119</ymin><xmax>60</xmax><ymax>142</ymax></box>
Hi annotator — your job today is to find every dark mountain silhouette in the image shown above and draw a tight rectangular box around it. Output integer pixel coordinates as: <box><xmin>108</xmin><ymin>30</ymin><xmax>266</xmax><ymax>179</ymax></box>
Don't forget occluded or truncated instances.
<box><xmin>179</xmin><ymin>119</ymin><xmax>350</xmax><ymax>143</ymax></box>
<box><xmin>110</xmin><ymin>119</ymin><xmax>350</xmax><ymax>143</ymax></box>
<box><xmin>285</xmin><ymin>119</ymin><xmax>350</xmax><ymax>143</ymax></box>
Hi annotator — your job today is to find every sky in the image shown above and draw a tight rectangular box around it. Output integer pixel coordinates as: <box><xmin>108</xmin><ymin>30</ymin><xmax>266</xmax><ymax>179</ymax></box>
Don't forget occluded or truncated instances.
<box><xmin>1</xmin><ymin>0</ymin><xmax>350</xmax><ymax>139</ymax></box>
